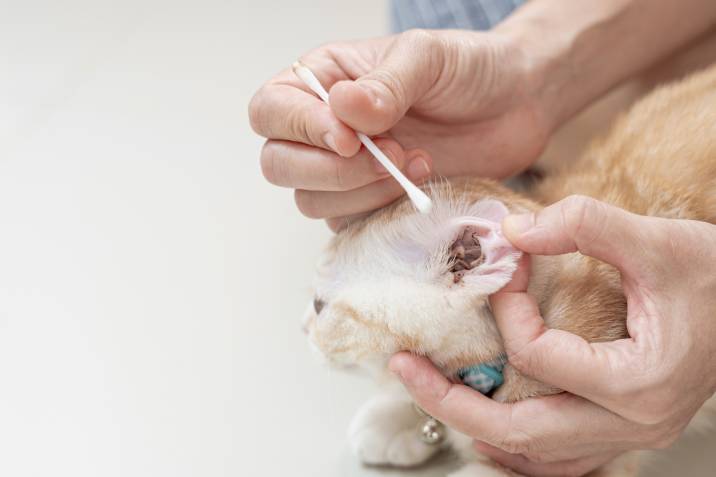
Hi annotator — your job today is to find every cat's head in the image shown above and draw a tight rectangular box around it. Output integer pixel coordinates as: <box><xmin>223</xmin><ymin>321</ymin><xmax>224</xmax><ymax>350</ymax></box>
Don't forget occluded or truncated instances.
<box><xmin>303</xmin><ymin>179</ymin><xmax>533</xmax><ymax>375</ymax></box>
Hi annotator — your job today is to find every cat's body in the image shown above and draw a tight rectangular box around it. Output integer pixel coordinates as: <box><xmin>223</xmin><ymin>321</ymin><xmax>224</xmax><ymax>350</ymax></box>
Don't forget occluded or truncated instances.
<box><xmin>304</xmin><ymin>65</ymin><xmax>716</xmax><ymax>476</ymax></box>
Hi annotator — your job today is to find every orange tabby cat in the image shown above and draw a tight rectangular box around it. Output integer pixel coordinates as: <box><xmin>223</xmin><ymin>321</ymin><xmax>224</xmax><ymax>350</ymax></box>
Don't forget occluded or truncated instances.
<box><xmin>303</xmin><ymin>64</ymin><xmax>716</xmax><ymax>476</ymax></box>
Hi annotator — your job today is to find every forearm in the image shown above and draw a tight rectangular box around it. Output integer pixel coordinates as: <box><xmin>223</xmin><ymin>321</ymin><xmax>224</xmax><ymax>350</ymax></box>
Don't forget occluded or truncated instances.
<box><xmin>495</xmin><ymin>0</ymin><xmax>716</xmax><ymax>130</ymax></box>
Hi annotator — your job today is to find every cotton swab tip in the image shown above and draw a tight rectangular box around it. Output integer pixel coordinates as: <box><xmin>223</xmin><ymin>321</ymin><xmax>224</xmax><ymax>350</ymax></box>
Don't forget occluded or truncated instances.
<box><xmin>408</xmin><ymin>188</ymin><xmax>433</xmax><ymax>214</ymax></box>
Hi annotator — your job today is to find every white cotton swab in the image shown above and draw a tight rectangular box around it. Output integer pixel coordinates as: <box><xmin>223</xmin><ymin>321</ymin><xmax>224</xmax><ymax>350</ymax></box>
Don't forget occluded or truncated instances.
<box><xmin>291</xmin><ymin>61</ymin><xmax>433</xmax><ymax>214</ymax></box>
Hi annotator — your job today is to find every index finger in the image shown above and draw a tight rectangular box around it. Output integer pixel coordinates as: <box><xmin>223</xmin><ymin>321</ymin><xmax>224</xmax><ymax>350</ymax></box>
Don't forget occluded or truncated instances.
<box><xmin>249</xmin><ymin>68</ymin><xmax>360</xmax><ymax>157</ymax></box>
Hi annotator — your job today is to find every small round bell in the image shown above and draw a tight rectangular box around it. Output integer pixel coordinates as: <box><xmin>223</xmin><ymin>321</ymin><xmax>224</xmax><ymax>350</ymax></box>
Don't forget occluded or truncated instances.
<box><xmin>418</xmin><ymin>417</ymin><xmax>445</xmax><ymax>445</ymax></box>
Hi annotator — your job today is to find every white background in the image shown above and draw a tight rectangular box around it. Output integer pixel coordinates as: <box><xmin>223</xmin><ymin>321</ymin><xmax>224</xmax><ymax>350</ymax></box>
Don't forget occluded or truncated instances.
<box><xmin>0</xmin><ymin>1</ymin><xmax>713</xmax><ymax>476</ymax></box>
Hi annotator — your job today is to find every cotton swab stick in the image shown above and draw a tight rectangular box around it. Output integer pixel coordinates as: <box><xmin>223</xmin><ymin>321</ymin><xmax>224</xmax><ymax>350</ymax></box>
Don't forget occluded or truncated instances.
<box><xmin>292</xmin><ymin>61</ymin><xmax>433</xmax><ymax>214</ymax></box>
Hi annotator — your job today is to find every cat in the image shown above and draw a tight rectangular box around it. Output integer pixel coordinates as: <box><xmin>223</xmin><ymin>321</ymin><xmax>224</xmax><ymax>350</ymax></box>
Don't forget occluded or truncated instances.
<box><xmin>302</xmin><ymin>63</ymin><xmax>716</xmax><ymax>476</ymax></box>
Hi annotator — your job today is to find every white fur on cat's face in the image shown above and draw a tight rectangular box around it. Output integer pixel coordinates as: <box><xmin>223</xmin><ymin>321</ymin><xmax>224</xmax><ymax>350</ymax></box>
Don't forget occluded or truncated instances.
<box><xmin>303</xmin><ymin>192</ymin><xmax>522</xmax><ymax>374</ymax></box>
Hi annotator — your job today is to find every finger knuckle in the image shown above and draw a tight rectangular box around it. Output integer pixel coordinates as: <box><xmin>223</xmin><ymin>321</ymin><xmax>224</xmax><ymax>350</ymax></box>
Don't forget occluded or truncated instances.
<box><xmin>374</xmin><ymin>138</ymin><xmax>403</xmax><ymax>161</ymax></box>
<box><xmin>286</xmin><ymin>106</ymin><xmax>318</xmax><ymax>146</ymax></box>
<box><xmin>313</xmin><ymin>41</ymin><xmax>344</xmax><ymax>55</ymax></box>
<box><xmin>260</xmin><ymin>141</ymin><xmax>285</xmax><ymax>185</ymax></box>
<box><xmin>400</xmin><ymin>29</ymin><xmax>440</xmax><ymax>52</ymax></box>
<box><xmin>560</xmin><ymin>195</ymin><xmax>605</xmax><ymax>246</ymax></box>
<box><xmin>500</xmin><ymin>431</ymin><xmax>533</xmax><ymax>455</ymax></box>
<box><xmin>331</xmin><ymin>158</ymin><xmax>347</xmax><ymax>190</ymax></box>
<box><xmin>561</xmin><ymin>194</ymin><xmax>594</xmax><ymax>233</ymax></box>
<box><xmin>505</xmin><ymin>342</ymin><xmax>537</xmax><ymax>374</ymax></box>
<box><xmin>248</xmin><ymin>89</ymin><xmax>268</xmax><ymax>135</ymax></box>
<box><xmin>366</xmin><ymin>29</ymin><xmax>443</xmax><ymax>114</ymax></box>
<box><xmin>294</xmin><ymin>190</ymin><xmax>322</xmax><ymax>219</ymax></box>
<box><xmin>504</xmin><ymin>332</ymin><xmax>550</xmax><ymax>377</ymax></box>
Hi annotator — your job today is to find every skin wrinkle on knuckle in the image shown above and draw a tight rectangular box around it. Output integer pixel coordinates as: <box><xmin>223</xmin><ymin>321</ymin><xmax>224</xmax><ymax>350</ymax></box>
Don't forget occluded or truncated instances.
<box><xmin>495</xmin><ymin>405</ymin><xmax>532</xmax><ymax>455</ymax></box>
<box><xmin>259</xmin><ymin>142</ymin><xmax>277</xmax><ymax>183</ymax></box>
<box><xmin>434</xmin><ymin>382</ymin><xmax>459</xmax><ymax>412</ymax></box>
<box><xmin>286</xmin><ymin>103</ymin><xmax>323</xmax><ymax>147</ymax></box>
<box><xmin>260</xmin><ymin>142</ymin><xmax>290</xmax><ymax>186</ymax></box>
<box><xmin>376</xmin><ymin>29</ymin><xmax>438</xmax><ymax>110</ymax></box>
<box><xmin>433</xmin><ymin>384</ymin><xmax>500</xmax><ymax>445</ymax></box>
<box><xmin>500</xmin><ymin>429</ymin><xmax>533</xmax><ymax>455</ymax></box>
<box><xmin>504</xmin><ymin>328</ymin><xmax>551</xmax><ymax>376</ymax></box>
<box><xmin>561</xmin><ymin>195</ymin><xmax>606</xmax><ymax>251</ymax></box>
<box><xmin>248</xmin><ymin>89</ymin><xmax>269</xmax><ymax>136</ymax></box>
<box><xmin>332</xmin><ymin>156</ymin><xmax>346</xmax><ymax>190</ymax></box>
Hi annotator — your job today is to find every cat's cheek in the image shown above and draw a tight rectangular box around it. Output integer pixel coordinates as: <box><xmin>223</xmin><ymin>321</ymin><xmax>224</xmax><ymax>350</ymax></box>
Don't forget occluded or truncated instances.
<box><xmin>306</xmin><ymin>337</ymin><xmax>329</xmax><ymax>364</ymax></box>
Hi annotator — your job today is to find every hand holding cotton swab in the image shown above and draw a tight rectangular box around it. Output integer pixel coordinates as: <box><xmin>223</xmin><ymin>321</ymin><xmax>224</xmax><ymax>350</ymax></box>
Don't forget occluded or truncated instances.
<box><xmin>292</xmin><ymin>62</ymin><xmax>433</xmax><ymax>214</ymax></box>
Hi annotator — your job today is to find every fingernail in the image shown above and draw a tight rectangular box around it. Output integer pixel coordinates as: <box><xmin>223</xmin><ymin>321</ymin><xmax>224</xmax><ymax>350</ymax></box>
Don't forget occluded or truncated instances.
<box><xmin>357</xmin><ymin>82</ymin><xmax>380</xmax><ymax>107</ymax></box>
<box><xmin>503</xmin><ymin>213</ymin><xmax>534</xmax><ymax>236</ymax></box>
<box><xmin>373</xmin><ymin>148</ymin><xmax>398</xmax><ymax>173</ymax></box>
<box><xmin>388</xmin><ymin>357</ymin><xmax>406</xmax><ymax>381</ymax></box>
<box><xmin>323</xmin><ymin>132</ymin><xmax>338</xmax><ymax>153</ymax></box>
<box><xmin>390</xmin><ymin>365</ymin><xmax>406</xmax><ymax>383</ymax></box>
<box><xmin>407</xmin><ymin>156</ymin><xmax>431</xmax><ymax>181</ymax></box>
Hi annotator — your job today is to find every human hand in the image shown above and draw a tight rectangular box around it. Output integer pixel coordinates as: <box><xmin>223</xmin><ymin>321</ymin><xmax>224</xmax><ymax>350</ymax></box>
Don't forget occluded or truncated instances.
<box><xmin>249</xmin><ymin>30</ymin><xmax>550</xmax><ymax>230</ymax></box>
<box><xmin>389</xmin><ymin>195</ymin><xmax>716</xmax><ymax>476</ymax></box>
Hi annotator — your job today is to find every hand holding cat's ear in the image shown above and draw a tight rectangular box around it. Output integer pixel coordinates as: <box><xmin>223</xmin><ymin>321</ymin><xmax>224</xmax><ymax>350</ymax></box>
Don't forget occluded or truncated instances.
<box><xmin>500</xmin><ymin>194</ymin><xmax>652</xmax><ymax>275</ymax></box>
<box><xmin>489</xmin><ymin>195</ymin><xmax>657</xmax><ymax>410</ymax></box>
<box><xmin>483</xmin><ymin>194</ymin><xmax>716</xmax><ymax>473</ymax></box>
<box><xmin>491</xmin><ymin>194</ymin><xmax>716</xmax><ymax>415</ymax></box>
<box><xmin>394</xmin><ymin>196</ymin><xmax>716</xmax><ymax>476</ymax></box>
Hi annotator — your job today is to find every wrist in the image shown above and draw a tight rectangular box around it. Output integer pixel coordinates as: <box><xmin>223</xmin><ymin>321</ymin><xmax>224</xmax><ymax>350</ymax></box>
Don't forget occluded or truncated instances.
<box><xmin>494</xmin><ymin>0</ymin><xmax>716</xmax><ymax>133</ymax></box>
<box><xmin>492</xmin><ymin>14</ymin><xmax>588</xmax><ymax>135</ymax></box>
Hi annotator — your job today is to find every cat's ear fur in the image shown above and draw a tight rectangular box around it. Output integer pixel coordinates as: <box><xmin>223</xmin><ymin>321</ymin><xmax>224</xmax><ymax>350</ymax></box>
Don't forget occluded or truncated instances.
<box><xmin>394</xmin><ymin>198</ymin><xmax>522</xmax><ymax>295</ymax></box>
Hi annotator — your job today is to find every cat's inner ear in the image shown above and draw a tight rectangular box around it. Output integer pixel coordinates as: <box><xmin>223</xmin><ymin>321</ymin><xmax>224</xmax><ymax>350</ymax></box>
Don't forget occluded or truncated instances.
<box><xmin>449</xmin><ymin>226</ymin><xmax>485</xmax><ymax>283</ymax></box>
<box><xmin>441</xmin><ymin>201</ymin><xmax>522</xmax><ymax>291</ymax></box>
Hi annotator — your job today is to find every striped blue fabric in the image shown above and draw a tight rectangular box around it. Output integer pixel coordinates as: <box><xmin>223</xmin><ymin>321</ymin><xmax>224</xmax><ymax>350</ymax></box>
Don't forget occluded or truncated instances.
<box><xmin>390</xmin><ymin>0</ymin><xmax>524</xmax><ymax>32</ymax></box>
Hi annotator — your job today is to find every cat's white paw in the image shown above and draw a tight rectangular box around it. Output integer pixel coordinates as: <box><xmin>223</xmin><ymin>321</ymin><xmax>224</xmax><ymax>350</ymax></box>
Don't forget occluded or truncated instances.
<box><xmin>348</xmin><ymin>394</ymin><xmax>441</xmax><ymax>467</ymax></box>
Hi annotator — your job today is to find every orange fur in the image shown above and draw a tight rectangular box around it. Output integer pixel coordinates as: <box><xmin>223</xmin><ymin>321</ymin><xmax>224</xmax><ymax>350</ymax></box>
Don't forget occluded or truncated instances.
<box><xmin>307</xmin><ymin>63</ymin><xmax>716</xmax><ymax>477</ymax></box>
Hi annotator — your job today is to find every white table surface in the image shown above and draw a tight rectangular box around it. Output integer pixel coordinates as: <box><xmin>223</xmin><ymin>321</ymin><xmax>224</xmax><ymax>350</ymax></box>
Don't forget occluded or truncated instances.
<box><xmin>0</xmin><ymin>1</ymin><xmax>713</xmax><ymax>475</ymax></box>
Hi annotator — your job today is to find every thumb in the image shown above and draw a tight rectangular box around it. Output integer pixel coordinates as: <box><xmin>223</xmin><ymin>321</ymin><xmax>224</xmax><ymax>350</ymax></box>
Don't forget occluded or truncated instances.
<box><xmin>328</xmin><ymin>31</ymin><xmax>443</xmax><ymax>135</ymax></box>
<box><xmin>502</xmin><ymin>195</ymin><xmax>650</xmax><ymax>273</ymax></box>
<box><xmin>489</xmin><ymin>253</ymin><xmax>635</xmax><ymax>411</ymax></box>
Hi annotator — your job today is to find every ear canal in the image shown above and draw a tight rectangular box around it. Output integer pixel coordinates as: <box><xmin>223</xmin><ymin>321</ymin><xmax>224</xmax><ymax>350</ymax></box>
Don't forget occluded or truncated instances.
<box><xmin>449</xmin><ymin>226</ymin><xmax>485</xmax><ymax>283</ymax></box>
<box><xmin>445</xmin><ymin>203</ymin><xmax>522</xmax><ymax>294</ymax></box>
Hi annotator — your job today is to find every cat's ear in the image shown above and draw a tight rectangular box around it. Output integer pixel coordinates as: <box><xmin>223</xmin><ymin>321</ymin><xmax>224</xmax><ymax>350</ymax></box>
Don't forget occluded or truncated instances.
<box><xmin>441</xmin><ymin>199</ymin><xmax>522</xmax><ymax>294</ymax></box>
<box><xmin>392</xmin><ymin>198</ymin><xmax>522</xmax><ymax>293</ymax></box>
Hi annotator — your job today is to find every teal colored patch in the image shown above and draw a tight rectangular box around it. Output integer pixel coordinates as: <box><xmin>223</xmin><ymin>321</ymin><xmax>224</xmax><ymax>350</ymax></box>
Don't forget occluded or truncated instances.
<box><xmin>457</xmin><ymin>357</ymin><xmax>506</xmax><ymax>395</ymax></box>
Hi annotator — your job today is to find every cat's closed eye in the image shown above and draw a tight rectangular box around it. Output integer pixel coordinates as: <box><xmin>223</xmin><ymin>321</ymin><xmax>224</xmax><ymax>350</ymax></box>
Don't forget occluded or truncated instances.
<box><xmin>313</xmin><ymin>297</ymin><xmax>325</xmax><ymax>315</ymax></box>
